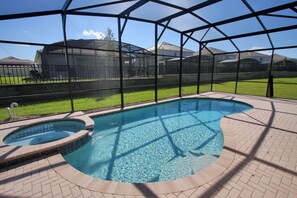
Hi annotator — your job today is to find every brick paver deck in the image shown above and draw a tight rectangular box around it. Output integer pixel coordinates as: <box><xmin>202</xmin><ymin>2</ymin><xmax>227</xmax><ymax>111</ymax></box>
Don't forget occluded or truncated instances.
<box><xmin>1</xmin><ymin>92</ymin><xmax>297</xmax><ymax>197</ymax></box>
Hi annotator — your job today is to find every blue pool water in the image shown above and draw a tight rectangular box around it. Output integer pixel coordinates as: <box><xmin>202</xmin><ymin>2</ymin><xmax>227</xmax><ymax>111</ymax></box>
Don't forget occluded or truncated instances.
<box><xmin>4</xmin><ymin>120</ymin><xmax>85</xmax><ymax>146</ymax></box>
<box><xmin>63</xmin><ymin>99</ymin><xmax>252</xmax><ymax>183</ymax></box>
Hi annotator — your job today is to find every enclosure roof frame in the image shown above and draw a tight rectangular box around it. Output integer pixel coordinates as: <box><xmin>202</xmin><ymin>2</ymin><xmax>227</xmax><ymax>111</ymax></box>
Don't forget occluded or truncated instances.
<box><xmin>0</xmin><ymin>0</ymin><xmax>297</xmax><ymax>54</ymax></box>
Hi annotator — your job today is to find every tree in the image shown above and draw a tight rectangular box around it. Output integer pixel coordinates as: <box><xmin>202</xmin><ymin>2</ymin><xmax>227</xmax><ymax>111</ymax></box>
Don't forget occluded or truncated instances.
<box><xmin>103</xmin><ymin>28</ymin><xmax>116</xmax><ymax>70</ymax></box>
<box><xmin>103</xmin><ymin>28</ymin><xmax>115</xmax><ymax>53</ymax></box>
<box><xmin>104</xmin><ymin>28</ymin><xmax>115</xmax><ymax>41</ymax></box>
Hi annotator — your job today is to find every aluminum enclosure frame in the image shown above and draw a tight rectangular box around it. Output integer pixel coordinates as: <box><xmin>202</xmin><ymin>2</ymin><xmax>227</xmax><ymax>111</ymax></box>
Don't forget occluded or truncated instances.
<box><xmin>0</xmin><ymin>0</ymin><xmax>296</xmax><ymax>111</ymax></box>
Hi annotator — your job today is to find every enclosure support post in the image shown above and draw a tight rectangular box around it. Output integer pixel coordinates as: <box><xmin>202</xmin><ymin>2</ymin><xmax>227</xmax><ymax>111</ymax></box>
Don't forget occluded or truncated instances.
<box><xmin>197</xmin><ymin>44</ymin><xmax>202</xmax><ymax>94</ymax></box>
<box><xmin>179</xmin><ymin>34</ymin><xmax>183</xmax><ymax>97</ymax></box>
<box><xmin>210</xmin><ymin>55</ymin><xmax>215</xmax><ymax>91</ymax></box>
<box><xmin>154</xmin><ymin>24</ymin><xmax>158</xmax><ymax>103</ymax></box>
<box><xmin>118</xmin><ymin>17</ymin><xmax>124</xmax><ymax>109</ymax></box>
<box><xmin>61</xmin><ymin>14</ymin><xmax>74</xmax><ymax>113</ymax></box>
<box><xmin>266</xmin><ymin>50</ymin><xmax>275</xmax><ymax>97</ymax></box>
<box><xmin>268</xmin><ymin>49</ymin><xmax>274</xmax><ymax>77</ymax></box>
<box><xmin>235</xmin><ymin>52</ymin><xmax>241</xmax><ymax>94</ymax></box>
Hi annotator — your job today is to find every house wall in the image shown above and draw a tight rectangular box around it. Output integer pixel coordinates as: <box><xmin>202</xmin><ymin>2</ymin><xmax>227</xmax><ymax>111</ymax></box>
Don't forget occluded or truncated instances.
<box><xmin>158</xmin><ymin>49</ymin><xmax>193</xmax><ymax>60</ymax></box>
<box><xmin>37</xmin><ymin>48</ymin><xmax>156</xmax><ymax>79</ymax></box>
<box><xmin>215</xmin><ymin>54</ymin><xmax>236</xmax><ymax>61</ymax></box>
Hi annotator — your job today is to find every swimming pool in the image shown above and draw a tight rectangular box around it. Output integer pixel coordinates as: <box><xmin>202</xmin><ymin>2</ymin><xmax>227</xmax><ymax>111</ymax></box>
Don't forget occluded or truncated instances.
<box><xmin>3</xmin><ymin>120</ymin><xmax>85</xmax><ymax>146</ymax></box>
<box><xmin>63</xmin><ymin>99</ymin><xmax>252</xmax><ymax>183</ymax></box>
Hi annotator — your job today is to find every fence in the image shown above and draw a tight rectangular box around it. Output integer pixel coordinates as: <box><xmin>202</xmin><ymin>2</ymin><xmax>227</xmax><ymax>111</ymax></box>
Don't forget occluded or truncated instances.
<box><xmin>0</xmin><ymin>64</ymin><xmax>37</xmax><ymax>84</ymax></box>
<box><xmin>0</xmin><ymin>64</ymin><xmax>156</xmax><ymax>85</ymax></box>
<box><xmin>1</xmin><ymin>61</ymin><xmax>297</xmax><ymax>86</ymax></box>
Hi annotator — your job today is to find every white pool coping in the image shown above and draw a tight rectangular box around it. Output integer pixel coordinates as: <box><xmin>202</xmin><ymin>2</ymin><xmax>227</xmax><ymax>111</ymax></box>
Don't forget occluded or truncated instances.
<box><xmin>47</xmin><ymin>95</ymin><xmax>246</xmax><ymax>195</ymax></box>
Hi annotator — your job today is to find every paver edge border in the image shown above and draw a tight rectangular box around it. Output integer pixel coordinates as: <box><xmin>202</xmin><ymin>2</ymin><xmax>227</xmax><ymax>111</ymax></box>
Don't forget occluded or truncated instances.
<box><xmin>48</xmin><ymin>96</ymin><xmax>251</xmax><ymax>195</ymax></box>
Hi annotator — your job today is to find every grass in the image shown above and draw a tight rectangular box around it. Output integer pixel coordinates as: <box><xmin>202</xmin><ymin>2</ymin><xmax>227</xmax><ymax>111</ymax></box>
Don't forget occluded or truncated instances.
<box><xmin>0</xmin><ymin>76</ymin><xmax>63</xmax><ymax>85</ymax></box>
<box><xmin>213</xmin><ymin>78</ymin><xmax>297</xmax><ymax>98</ymax></box>
<box><xmin>0</xmin><ymin>76</ymin><xmax>28</xmax><ymax>85</ymax></box>
<box><xmin>0</xmin><ymin>76</ymin><xmax>102</xmax><ymax>85</ymax></box>
<box><xmin>1</xmin><ymin>77</ymin><xmax>296</xmax><ymax>122</ymax></box>
<box><xmin>0</xmin><ymin>76</ymin><xmax>145</xmax><ymax>85</ymax></box>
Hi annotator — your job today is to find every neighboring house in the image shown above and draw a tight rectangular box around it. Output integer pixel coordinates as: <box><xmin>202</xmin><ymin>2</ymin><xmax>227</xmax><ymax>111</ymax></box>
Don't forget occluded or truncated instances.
<box><xmin>147</xmin><ymin>42</ymin><xmax>194</xmax><ymax>60</ymax></box>
<box><xmin>147</xmin><ymin>42</ymin><xmax>195</xmax><ymax>75</ymax></box>
<box><xmin>194</xmin><ymin>47</ymin><xmax>236</xmax><ymax>62</ymax></box>
<box><xmin>160</xmin><ymin>45</ymin><xmax>296</xmax><ymax>74</ymax></box>
<box><xmin>195</xmin><ymin>47</ymin><xmax>236</xmax><ymax>73</ymax></box>
<box><xmin>236</xmin><ymin>51</ymin><xmax>271</xmax><ymax>63</ymax></box>
<box><xmin>273</xmin><ymin>54</ymin><xmax>287</xmax><ymax>63</ymax></box>
<box><xmin>0</xmin><ymin>56</ymin><xmax>34</xmax><ymax>77</ymax></box>
<box><xmin>34</xmin><ymin>39</ymin><xmax>297</xmax><ymax>79</ymax></box>
<box><xmin>164</xmin><ymin>47</ymin><xmax>236</xmax><ymax>74</ymax></box>
<box><xmin>35</xmin><ymin>39</ymin><xmax>154</xmax><ymax>79</ymax></box>
<box><xmin>220</xmin><ymin>52</ymin><xmax>297</xmax><ymax>72</ymax></box>
<box><xmin>218</xmin><ymin>51</ymin><xmax>271</xmax><ymax>73</ymax></box>
<box><xmin>149</xmin><ymin>45</ymin><xmax>291</xmax><ymax>74</ymax></box>
<box><xmin>220</xmin><ymin>58</ymin><xmax>263</xmax><ymax>73</ymax></box>
<box><xmin>164</xmin><ymin>55</ymin><xmax>211</xmax><ymax>74</ymax></box>
<box><xmin>0</xmin><ymin>56</ymin><xmax>33</xmax><ymax>65</ymax></box>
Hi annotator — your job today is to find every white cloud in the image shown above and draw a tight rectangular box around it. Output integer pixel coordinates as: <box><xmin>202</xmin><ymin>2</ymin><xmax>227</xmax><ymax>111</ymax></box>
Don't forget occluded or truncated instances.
<box><xmin>249</xmin><ymin>46</ymin><xmax>272</xmax><ymax>55</ymax></box>
<box><xmin>82</xmin><ymin>29</ymin><xmax>105</xmax><ymax>40</ymax></box>
<box><xmin>18</xmin><ymin>44</ymin><xmax>31</xmax><ymax>47</ymax></box>
<box><xmin>249</xmin><ymin>46</ymin><xmax>266</xmax><ymax>50</ymax></box>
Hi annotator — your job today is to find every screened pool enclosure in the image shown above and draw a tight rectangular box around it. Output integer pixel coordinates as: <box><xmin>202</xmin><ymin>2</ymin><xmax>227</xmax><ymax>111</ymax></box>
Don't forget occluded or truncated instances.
<box><xmin>0</xmin><ymin>0</ymin><xmax>297</xmax><ymax>120</ymax></box>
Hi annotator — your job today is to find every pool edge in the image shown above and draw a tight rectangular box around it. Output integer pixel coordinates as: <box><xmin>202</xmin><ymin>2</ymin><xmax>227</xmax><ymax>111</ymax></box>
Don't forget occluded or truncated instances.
<box><xmin>47</xmin><ymin>96</ymin><xmax>251</xmax><ymax>195</ymax></box>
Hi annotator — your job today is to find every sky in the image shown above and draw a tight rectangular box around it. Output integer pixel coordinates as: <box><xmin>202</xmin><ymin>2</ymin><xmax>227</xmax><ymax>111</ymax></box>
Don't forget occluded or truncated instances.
<box><xmin>0</xmin><ymin>0</ymin><xmax>297</xmax><ymax>61</ymax></box>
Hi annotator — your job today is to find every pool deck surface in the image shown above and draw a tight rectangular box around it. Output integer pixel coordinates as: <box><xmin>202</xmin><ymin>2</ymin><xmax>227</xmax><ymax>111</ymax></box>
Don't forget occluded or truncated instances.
<box><xmin>1</xmin><ymin>92</ymin><xmax>297</xmax><ymax>197</ymax></box>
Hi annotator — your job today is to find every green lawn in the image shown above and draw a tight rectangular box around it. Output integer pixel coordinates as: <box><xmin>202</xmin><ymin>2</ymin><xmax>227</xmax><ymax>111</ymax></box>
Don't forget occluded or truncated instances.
<box><xmin>213</xmin><ymin>78</ymin><xmax>297</xmax><ymax>98</ymax></box>
<box><xmin>1</xmin><ymin>77</ymin><xmax>296</xmax><ymax>122</ymax></box>
<box><xmin>0</xmin><ymin>76</ymin><xmax>62</xmax><ymax>85</ymax></box>
<box><xmin>0</xmin><ymin>76</ymin><xmax>28</xmax><ymax>84</ymax></box>
<box><xmin>0</xmin><ymin>76</ymin><xmax>101</xmax><ymax>85</ymax></box>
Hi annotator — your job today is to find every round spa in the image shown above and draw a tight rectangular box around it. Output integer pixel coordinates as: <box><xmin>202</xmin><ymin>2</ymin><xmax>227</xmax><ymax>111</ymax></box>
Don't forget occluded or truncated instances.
<box><xmin>3</xmin><ymin>120</ymin><xmax>85</xmax><ymax>146</ymax></box>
